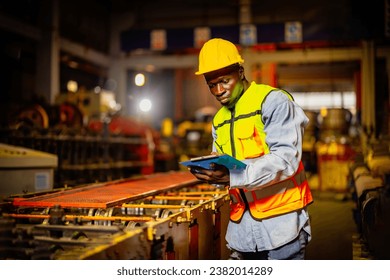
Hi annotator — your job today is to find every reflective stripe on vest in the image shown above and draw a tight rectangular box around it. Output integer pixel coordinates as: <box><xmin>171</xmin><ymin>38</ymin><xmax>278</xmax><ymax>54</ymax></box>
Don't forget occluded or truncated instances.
<box><xmin>244</xmin><ymin>167</ymin><xmax>306</xmax><ymax>204</ymax></box>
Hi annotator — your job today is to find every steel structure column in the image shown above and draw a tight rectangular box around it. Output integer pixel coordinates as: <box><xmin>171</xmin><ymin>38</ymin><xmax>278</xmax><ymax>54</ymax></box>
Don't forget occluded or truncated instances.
<box><xmin>361</xmin><ymin>41</ymin><xmax>376</xmax><ymax>139</ymax></box>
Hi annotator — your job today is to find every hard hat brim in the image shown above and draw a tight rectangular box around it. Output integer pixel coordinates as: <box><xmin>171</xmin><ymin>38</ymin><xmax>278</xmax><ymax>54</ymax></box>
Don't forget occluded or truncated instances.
<box><xmin>195</xmin><ymin>60</ymin><xmax>244</xmax><ymax>75</ymax></box>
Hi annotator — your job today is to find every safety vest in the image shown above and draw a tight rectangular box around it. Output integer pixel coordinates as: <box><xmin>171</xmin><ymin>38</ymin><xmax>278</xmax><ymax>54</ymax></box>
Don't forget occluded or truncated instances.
<box><xmin>212</xmin><ymin>82</ymin><xmax>313</xmax><ymax>223</ymax></box>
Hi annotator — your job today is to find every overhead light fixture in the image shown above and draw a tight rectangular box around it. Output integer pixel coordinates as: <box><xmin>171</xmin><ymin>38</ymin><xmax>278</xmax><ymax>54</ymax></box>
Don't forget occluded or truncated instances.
<box><xmin>135</xmin><ymin>73</ymin><xmax>145</xmax><ymax>86</ymax></box>
<box><xmin>139</xmin><ymin>98</ymin><xmax>152</xmax><ymax>112</ymax></box>
<box><xmin>67</xmin><ymin>80</ymin><xmax>78</xmax><ymax>92</ymax></box>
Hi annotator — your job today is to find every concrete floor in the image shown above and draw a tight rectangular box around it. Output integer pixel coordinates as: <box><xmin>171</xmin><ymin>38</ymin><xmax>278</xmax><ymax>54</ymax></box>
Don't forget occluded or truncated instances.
<box><xmin>305</xmin><ymin>189</ymin><xmax>357</xmax><ymax>260</ymax></box>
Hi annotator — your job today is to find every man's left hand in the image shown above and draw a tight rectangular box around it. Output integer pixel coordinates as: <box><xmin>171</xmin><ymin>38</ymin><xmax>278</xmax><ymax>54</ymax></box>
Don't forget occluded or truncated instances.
<box><xmin>189</xmin><ymin>163</ymin><xmax>230</xmax><ymax>186</ymax></box>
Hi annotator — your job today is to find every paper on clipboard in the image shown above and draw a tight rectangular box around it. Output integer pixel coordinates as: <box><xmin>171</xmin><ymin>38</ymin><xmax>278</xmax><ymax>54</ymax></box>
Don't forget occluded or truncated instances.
<box><xmin>180</xmin><ymin>154</ymin><xmax>246</xmax><ymax>171</ymax></box>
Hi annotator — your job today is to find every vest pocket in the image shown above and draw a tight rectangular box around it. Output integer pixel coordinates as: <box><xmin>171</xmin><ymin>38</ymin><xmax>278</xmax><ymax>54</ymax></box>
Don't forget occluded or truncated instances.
<box><xmin>236</xmin><ymin>124</ymin><xmax>264</xmax><ymax>159</ymax></box>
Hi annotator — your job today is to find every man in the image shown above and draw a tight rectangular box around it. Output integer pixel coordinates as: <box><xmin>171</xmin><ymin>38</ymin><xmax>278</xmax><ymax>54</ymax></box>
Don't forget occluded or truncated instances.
<box><xmin>189</xmin><ymin>38</ymin><xmax>313</xmax><ymax>260</ymax></box>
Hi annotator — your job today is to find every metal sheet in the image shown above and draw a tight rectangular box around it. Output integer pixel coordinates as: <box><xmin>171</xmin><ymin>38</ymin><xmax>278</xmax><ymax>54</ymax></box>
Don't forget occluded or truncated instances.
<box><xmin>13</xmin><ymin>172</ymin><xmax>197</xmax><ymax>208</ymax></box>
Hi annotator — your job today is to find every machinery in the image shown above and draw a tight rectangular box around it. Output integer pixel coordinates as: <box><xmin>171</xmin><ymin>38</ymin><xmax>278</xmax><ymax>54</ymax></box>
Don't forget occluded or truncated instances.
<box><xmin>1</xmin><ymin>92</ymin><xmax>158</xmax><ymax>188</ymax></box>
<box><xmin>0</xmin><ymin>143</ymin><xmax>58</xmax><ymax>199</ymax></box>
<box><xmin>0</xmin><ymin>89</ymin><xmax>231</xmax><ymax>260</ymax></box>
<box><xmin>350</xmin><ymin>139</ymin><xmax>390</xmax><ymax>259</ymax></box>
<box><xmin>0</xmin><ymin>171</ymin><xmax>230</xmax><ymax>260</ymax></box>
<box><xmin>175</xmin><ymin>107</ymin><xmax>216</xmax><ymax>168</ymax></box>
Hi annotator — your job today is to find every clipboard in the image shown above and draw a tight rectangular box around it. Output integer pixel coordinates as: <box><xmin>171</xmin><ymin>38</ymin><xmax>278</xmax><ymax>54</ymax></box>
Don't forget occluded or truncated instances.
<box><xmin>180</xmin><ymin>154</ymin><xmax>246</xmax><ymax>171</ymax></box>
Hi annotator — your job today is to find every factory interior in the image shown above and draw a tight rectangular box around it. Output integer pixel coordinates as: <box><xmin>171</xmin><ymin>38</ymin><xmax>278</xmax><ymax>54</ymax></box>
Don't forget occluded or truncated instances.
<box><xmin>0</xmin><ymin>0</ymin><xmax>389</xmax><ymax>260</ymax></box>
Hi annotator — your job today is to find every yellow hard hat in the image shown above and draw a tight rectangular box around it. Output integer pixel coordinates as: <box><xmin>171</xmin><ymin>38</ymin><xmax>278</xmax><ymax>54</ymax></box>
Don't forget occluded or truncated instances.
<box><xmin>195</xmin><ymin>38</ymin><xmax>244</xmax><ymax>75</ymax></box>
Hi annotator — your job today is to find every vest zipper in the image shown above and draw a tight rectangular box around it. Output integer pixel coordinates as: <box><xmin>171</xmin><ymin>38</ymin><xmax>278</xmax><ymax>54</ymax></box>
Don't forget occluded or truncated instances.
<box><xmin>230</xmin><ymin>108</ymin><xmax>236</xmax><ymax>157</ymax></box>
<box><xmin>230</xmin><ymin>108</ymin><xmax>249</xmax><ymax>210</ymax></box>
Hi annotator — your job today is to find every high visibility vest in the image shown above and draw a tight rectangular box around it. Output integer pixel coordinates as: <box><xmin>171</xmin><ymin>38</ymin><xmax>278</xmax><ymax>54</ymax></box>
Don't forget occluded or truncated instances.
<box><xmin>212</xmin><ymin>82</ymin><xmax>313</xmax><ymax>222</ymax></box>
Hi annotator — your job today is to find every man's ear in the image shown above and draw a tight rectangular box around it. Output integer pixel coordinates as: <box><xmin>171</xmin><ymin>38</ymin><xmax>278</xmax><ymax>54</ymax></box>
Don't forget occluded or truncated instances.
<box><xmin>239</xmin><ymin>66</ymin><xmax>245</xmax><ymax>80</ymax></box>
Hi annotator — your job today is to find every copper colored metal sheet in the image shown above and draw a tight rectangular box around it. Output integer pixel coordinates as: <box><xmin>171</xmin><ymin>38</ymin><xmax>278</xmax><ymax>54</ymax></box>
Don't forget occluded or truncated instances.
<box><xmin>13</xmin><ymin>172</ymin><xmax>197</xmax><ymax>208</ymax></box>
